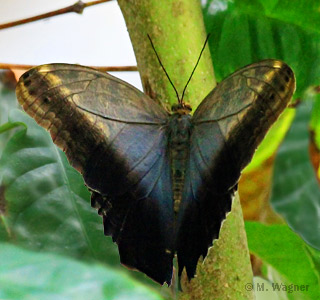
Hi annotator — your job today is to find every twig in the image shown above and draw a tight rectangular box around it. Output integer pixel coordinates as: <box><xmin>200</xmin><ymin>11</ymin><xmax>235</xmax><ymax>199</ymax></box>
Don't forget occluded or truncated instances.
<box><xmin>0</xmin><ymin>63</ymin><xmax>138</xmax><ymax>72</ymax></box>
<box><xmin>0</xmin><ymin>0</ymin><xmax>113</xmax><ymax>30</ymax></box>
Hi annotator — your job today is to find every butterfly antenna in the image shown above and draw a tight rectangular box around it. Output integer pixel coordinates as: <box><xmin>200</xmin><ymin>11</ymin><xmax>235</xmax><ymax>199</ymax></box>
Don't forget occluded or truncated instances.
<box><xmin>147</xmin><ymin>34</ymin><xmax>181</xmax><ymax>103</ymax></box>
<box><xmin>180</xmin><ymin>34</ymin><xmax>211</xmax><ymax>102</ymax></box>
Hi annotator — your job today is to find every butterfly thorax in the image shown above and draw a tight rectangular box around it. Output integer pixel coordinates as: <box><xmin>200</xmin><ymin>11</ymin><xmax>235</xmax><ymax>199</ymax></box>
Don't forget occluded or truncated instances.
<box><xmin>168</xmin><ymin>113</ymin><xmax>192</xmax><ymax>214</ymax></box>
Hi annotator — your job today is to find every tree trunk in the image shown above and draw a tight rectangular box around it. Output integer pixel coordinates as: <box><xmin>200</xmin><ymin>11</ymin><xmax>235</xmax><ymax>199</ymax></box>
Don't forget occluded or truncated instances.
<box><xmin>117</xmin><ymin>1</ymin><xmax>254</xmax><ymax>299</ymax></box>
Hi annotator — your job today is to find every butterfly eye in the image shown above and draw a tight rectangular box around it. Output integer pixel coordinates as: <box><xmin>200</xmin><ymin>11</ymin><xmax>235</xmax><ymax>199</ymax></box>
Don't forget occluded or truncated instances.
<box><xmin>184</xmin><ymin>104</ymin><xmax>192</xmax><ymax>112</ymax></box>
<box><xmin>171</xmin><ymin>104</ymin><xmax>179</xmax><ymax>112</ymax></box>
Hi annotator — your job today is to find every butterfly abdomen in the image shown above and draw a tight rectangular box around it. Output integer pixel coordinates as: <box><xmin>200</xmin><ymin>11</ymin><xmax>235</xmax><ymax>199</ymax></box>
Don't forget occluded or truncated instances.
<box><xmin>169</xmin><ymin>114</ymin><xmax>192</xmax><ymax>214</ymax></box>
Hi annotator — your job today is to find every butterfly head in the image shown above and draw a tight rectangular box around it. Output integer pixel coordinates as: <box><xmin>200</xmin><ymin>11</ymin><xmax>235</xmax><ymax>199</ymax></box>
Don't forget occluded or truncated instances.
<box><xmin>171</xmin><ymin>102</ymin><xmax>192</xmax><ymax>115</ymax></box>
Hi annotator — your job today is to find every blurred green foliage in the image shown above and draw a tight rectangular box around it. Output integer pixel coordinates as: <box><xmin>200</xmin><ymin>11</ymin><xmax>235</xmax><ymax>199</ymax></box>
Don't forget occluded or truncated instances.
<box><xmin>0</xmin><ymin>243</ymin><xmax>163</xmax><ymax>300</ymax></box>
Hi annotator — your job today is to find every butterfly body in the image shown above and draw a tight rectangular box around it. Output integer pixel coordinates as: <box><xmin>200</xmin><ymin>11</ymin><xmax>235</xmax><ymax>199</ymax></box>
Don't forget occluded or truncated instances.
<box><xmin>168</xmin><ymin>113</ymin><xmax>192</xmax><ymax>214</ymax></box>
<box><xmin>16</xmin><ymin>59</ymin><xmax>295</xmax><ymax>285</ymax></box>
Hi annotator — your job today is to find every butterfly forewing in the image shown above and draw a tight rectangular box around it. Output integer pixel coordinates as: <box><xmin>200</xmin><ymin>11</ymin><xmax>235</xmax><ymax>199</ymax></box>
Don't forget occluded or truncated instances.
<box><xmin>16</xmin><ymin>64</ymin><xmax>174</xmax><ymax>285</ymax></box>
<box><xmin>176</xmin><ymin>60</ymin><xmax>295</xmax><ymax>278</ymax></box>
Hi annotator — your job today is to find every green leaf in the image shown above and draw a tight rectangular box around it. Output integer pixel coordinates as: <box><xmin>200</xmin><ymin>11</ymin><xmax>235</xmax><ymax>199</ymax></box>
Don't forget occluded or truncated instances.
<box><xmin>246</xmin><ymin>222</ymin><xmax>320</xmax><ymax>299</ymax></box>
<box><xmin>232</xmin><ymin>0</ymin><xmax>320</xmax><ymax>34</ymax></box>
<box><xmin>0</xmin><ymin>72</ymin><xmax>20</xmax><ymax>237</ymax></box>
<box><xmin>202</xmin><ymin>0</ymin><xmax>320</xmax><ymax>173</ymax></box>
<box><xmin>0</xmin><ymin>109</ymin><xmax>163</xmax><ymax>289</ymax></box>
<box><xmin>0</xmin><ymin>109</ymin><xmax>120</xmax><ymax>265</ymax></box>
<box><xmin>202</xmin><ymin>0</ymin><xmax>320</xmax><ymax>97</ymax></box>
<box><xmin>0</xmin><ymin>73</ymin><xmax>18</xmax><ymax>157</ymax></box>
<box><xmin>0</xmin><ymin>121</ymin><xmax>25</xmax><ymax>134</ymax></box>
<box><xmin>0</xmin><ymin>243</ymin><xmax>163</xmax><ymax>300</ymax></box>
<box><xmin>271</xmin><ymin>100</ymin><xmax>320</xmax><ymax>249</ymax></box>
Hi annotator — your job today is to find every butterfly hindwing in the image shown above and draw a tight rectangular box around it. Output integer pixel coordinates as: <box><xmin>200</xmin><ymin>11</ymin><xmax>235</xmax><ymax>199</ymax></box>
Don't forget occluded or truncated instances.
<box><xmin>16</xmin><ymin>64</ymin><xmax>174</xmax><ymax>285</ymax></box>
<box><xmin>176</xmin><ymin>60</ymin><xmax>295</xmax><ymax>278</ymax></box>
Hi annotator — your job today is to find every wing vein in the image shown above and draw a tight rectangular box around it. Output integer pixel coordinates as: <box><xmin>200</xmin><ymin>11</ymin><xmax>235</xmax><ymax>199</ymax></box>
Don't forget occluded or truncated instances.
<box><xmin>241</xmin><ymin>75</ymin><xmax>284</xmax><ymax>102</ymax></box>
<box><xmin>193</xmin><ymin>132</ymin><xmax>211</xmax><ymax>170</ymax></box>
<box><xmin>75</xmin><ymin>104</ymin><xmax>167</xmax><ymax>125</ymax></box>
<box><xmin>117</xmin><ymin>144</ymin><xmax>169</xmax><ymax>243</ymax></box>
<box><xmin>26</xmin><ymin>73</ymin><xmax>167</xmax><ymax>125</ymax></box>
<box><xmin>192</xmin><ymin>103</ymin><xmax>252</xmax><ymax>124</ymax></box>
<box><xmin>133</xmin><ymin>145</ymin><xmax>167</xmax><ymax>199</ymax></box>
<box><xmin>128</xmin><ymin>128</ymin><xmax>166</xmax><ymax>173</ymax></box>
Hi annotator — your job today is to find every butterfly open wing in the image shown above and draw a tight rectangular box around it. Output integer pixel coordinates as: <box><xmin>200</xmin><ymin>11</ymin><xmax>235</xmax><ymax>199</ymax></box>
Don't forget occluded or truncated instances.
<box><xmin>16</xmin><ymin>64</ymin><xmax>175</xmax><ymax>285</ymax></box>
<box><xmin>16</xmin><ymin>59</ymin><xmax>295</xmax><ymax>285</ymax></box>
<box><xmin>176</xmin><ymin>60</ymin><xmax>295</xmax><ymax>278</ymax></box>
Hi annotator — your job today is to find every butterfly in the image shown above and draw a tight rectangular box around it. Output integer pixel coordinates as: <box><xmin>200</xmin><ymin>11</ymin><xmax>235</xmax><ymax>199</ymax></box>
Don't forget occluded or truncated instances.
<box><xmin>16</xmin><ymin>57</ymin><xmax>295</xmax><ymax>285</ymax></box>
